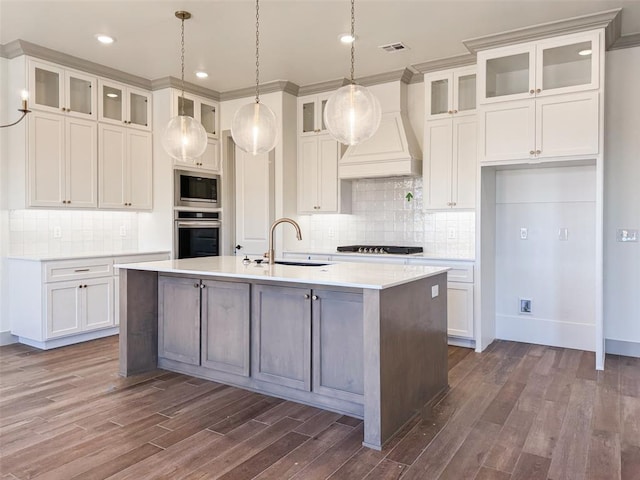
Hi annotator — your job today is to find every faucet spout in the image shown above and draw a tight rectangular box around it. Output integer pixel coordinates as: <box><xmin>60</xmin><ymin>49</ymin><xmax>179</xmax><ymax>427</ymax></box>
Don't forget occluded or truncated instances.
<box><xmin>266</xmin><ymin>217</ymin><xmax>302</xmax><ymax>264</ymax></box>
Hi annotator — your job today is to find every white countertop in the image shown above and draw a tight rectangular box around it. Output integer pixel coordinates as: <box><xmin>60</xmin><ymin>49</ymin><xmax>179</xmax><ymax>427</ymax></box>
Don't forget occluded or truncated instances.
<box><xmin>116</xmin><ymin>256</ymin><xmax>449</xmax><ymax>290</ymax></box>
<box><xmin>7</xmin><ymin>250</ymin><xmax>171</xmax><ymax>262</ymax></box>
<box><xmin>285</xmin><ymin>250</ymin><xmax>475</xmax><ymax>263</ymax></box>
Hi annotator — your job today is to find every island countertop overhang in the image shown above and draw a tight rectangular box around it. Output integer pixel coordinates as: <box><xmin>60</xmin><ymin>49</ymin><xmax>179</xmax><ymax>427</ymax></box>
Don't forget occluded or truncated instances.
<box><xmin>115</xmin><ymin>256</ymin><xmax>449</xmax><ymax>290</ymax></box>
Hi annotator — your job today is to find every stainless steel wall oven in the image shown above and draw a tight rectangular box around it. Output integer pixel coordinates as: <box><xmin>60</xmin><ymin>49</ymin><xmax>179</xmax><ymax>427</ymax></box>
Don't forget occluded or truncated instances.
<box><xmin>174</xmin><ymin>211</ymin><xmax>221</xmax><ymax>259</ymax></box>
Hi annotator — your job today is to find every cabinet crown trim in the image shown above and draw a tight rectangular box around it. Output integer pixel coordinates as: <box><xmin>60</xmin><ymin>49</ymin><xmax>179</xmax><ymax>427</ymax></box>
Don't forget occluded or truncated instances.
<box><xmin>463</xmin><ymin>8</ymin><xmax>621</xmax><ymax>53</ymax></box>
<box><xmin>610</xmin><ymin>32</ymin><xmax>640</xmax><ymax>50</ymax></box>
<box><xmin>151</xmin><ymin>76</ymin><xmax>221</xmax><ymax>101</ymax></box>
<box><xmin>414</xmin><ymin>53</ymin><xmax>477</xmax><ymax>75</ymax></box>
<box><xmin>220</xmin><ymin>80</ymin><xmax>299</xmax><ymax>101</ymax></box>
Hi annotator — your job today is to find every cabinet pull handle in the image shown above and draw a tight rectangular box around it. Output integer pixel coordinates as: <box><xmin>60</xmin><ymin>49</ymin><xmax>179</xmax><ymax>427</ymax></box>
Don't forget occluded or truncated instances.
<box><xmin>200</xmin><ymin>284</ymin><xmax>205</xmax><ymax>289</ymax></box>
<box><xmin>194</xmin><ymin>283</ymin><xmax>200</xmax><ymax>288</ymax></box>
<box><xmin>448</xmin><ymin>110</ymin><xmax>453</xmax><ymax>114</ymax></box>
<box><xmin>304</xmin><ymin>294</ymin><xmax>310</xmax><ymax>299</ymax></box>
<box><xmin>74</xmin><ymin>268</ymin><xmax>90</xmax><ymax>272</ymax></box>
<box><xmin>529</xmin><ymin>150</ymin><xmax>535</xmax><ymax>155</ymax></box>
<box><xmin>536</xmin><ymin>88</ymin><xmax>541</xmax><ymax>94</ymax></box>
<box><xmin>453</xmin><ymin>110</ymin><xmax>458</xmax><ymax>114</ymax></box>
<box><xmin>78</xmin><ymin>285</ymin><xmax>83</xmax><ymax>289</ymax></box>
<box><xmin>84</xmin><ymin>285</ymin><xmax>87</xmax><ymax>288</ymax></box>
<box><xmin>536</xmin><ymin>149</ymin><xmax>541</xmax><ymax>155</ymax></box>
<box><xmin>529</xmin><ymin>89</ymin><xmax>535</xmax><ymax>94</ymax></box>
<box><xmin>312</xmin><ymin>295</ymin><xmax>318</xmax><ymax>300</ymax></box>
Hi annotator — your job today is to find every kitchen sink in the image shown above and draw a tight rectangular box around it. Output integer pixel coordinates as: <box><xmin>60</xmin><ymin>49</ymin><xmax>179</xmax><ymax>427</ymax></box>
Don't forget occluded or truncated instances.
<box><xmin>274</xmin><ymin>260</ymin><xmax>331</xmax><ymax>267</ymax></box>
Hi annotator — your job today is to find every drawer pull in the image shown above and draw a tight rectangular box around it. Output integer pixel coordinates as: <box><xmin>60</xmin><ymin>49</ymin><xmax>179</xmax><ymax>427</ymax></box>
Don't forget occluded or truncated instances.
<box><xmin>74</xmin><ymin>268</ymin><xmax>90</xmax><ymax>272</ymax></box>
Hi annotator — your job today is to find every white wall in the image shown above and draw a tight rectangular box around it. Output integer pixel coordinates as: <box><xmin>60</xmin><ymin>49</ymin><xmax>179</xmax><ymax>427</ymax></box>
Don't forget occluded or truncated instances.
<box><xmin>493</xmin><ymin>166</ymin><xmax>597</xmax><ymax>351</ymax></box>
<box><xmin>0</xmin><ymin>56</ymin><xmax>10</xmax><ymax>339</ymax></box>
<box><xmin>604</xmin><ymin>46</ymin><xmax>640</xmax><ymax>355</ymax></box>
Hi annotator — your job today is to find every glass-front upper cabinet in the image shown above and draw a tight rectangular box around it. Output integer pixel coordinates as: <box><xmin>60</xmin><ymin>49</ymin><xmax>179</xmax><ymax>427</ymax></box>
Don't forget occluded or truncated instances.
<box><xmin>298</xmin><ymin>93</ymin><xmax>330</xmax><ymax>136</ymax></box>
<box><xmin>478</xmin><ymin>31</ymin><xmax>600</xmax><ymax>104</ymax></box>
<box><xmin>99</xmin><ymin>80</ymin><xmax>151</xmax><ymax>130</ymax></box>
<box><xmin>174</xmin><ymin>91</ymin><xmax>219</xmax><ymax>138</ymax></box>
<box><xmin>28</xmin><ymin>60</ymin><xmax>96</xmax><ymax>119</ymax></box>
<box><xmin>425</xmin><ymin>66</ymin><xmax>476</xmax><ymax>120</ymax></box>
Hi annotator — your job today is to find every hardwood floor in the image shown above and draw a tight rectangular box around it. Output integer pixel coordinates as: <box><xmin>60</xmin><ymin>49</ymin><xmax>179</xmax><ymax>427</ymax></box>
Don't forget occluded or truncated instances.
<box><xmin>1</xmin><ymin>336</ymin><xmax>638</xmax><ymax>479</ymax></box>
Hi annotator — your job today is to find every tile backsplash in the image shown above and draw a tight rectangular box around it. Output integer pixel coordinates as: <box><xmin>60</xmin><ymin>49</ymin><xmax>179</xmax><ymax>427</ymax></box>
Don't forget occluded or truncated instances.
<box><xmin>299</xmin><ymin>177</ymin><xmax>475</xmax><ymax>259</ymax></box>
<box><xmin>8</xmin><ymin>210</ymin><xmax>139</xmax><ymax>256</ymax></box>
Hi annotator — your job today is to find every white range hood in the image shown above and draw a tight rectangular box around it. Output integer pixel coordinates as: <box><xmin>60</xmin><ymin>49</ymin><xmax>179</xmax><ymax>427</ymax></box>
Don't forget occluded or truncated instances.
<box><xmin>338</xmin><ymin>80</ymin><xmax>422</xmax><ymax>179</ymax></box>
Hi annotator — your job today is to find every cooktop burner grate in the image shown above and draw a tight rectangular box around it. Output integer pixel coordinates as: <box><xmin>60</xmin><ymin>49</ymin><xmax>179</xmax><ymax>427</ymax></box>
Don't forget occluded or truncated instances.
<box><xmin>336</xmin><ymin>245</ymin><xmax>423</xmax><ymax>255</ymax></box>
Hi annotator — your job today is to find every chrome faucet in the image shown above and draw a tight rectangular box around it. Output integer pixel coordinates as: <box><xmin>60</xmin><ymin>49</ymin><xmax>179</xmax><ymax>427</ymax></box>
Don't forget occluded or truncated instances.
<box><xmin>265</xmin><ymin>218</ymin><xmax>302</xmax><ymax>264</ymax></box>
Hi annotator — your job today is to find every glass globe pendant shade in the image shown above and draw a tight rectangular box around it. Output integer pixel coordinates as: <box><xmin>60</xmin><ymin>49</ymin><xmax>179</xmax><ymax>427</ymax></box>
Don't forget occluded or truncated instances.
<box><xmin>324</xmin><ymin>84</ymin><xmax>381</xmax><ymax>145</ymax></box>
<box><xmin>162</xmin><ymin>115</ymin><xmax>208</xmax><ymax>163</ymax></box>
<box><xmin>231</xmin><ymin>102</ymin><xmax>278</xmax><ymax>155</ymax></box>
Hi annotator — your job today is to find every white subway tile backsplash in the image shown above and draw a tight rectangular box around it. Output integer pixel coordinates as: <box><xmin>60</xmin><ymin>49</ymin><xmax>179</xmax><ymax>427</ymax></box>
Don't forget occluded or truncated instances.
<box><xmin>8</xmin><ymin>210</ymin><xmax>139</xmax><ymax>256</ymax></box>
<box><xmin>303</xmin><ymin>177</ymin><xmax>475</xmax><ymax>258</ymax></box>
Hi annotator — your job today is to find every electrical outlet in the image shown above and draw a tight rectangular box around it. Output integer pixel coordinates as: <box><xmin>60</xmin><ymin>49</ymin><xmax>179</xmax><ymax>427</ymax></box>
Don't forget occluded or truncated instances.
<box><xmin>520</xmin><ymin>227</ymin><xmax>528</xmax><ymax>240</ymax></box>
<box><xmin>519</xmin><ymin>298</ymin><xmax>532</xmax><ymax>314</ymax></box>
<box><xmin>53</xmin><ymin>226</ymin><xmax>62</xmax><ymax>239</ymax></box>
<box><xmin>119</xmin><ymin>225</ymin><xmax>127</xmax><ymax>237</ymax></box>
<box><xmin>558</xmin><ymin>228</ymin><xmax>568</xmax><ymax>241</ymax></box>
<box><xmin>327</xmin><ymin>227</ymin><xmax>335</xmax><ymax>238</ymax></box>
<box><xmin>448</xmin><ymin>228</ymin><xmax>456</xmax><ymax>239</ymax></box>
<box><xmin>617</xmin><ymin>229</ymin><xmax>638</xmax><ymax>242</ymax></box>
<box><xmin>431</xmin><ymin>285</ymin><xmax>439</xmax><ymax>298</ymax></box>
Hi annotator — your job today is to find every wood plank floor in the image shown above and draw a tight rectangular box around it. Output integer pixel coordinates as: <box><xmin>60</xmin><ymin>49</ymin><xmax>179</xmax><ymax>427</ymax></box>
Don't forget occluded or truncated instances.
<box><xmin>1</xmin><ymin>336</ymin><xmax>638</xmax><ymax>479</ymax></box>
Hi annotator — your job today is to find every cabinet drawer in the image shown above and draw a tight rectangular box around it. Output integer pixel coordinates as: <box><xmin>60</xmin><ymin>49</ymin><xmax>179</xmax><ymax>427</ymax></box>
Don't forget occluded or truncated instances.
<box><xmin>447</xmin><ymin>265</ymin><xmax>474</xmax><ymax>283</ymax></box>
<box><xmin>45</xmin><ymin>259</ymin><xmax>113</xmax><ymax>282</ymax></box>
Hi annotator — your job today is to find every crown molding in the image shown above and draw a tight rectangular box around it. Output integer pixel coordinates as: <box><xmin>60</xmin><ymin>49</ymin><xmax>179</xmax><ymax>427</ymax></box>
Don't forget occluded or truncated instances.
<box><xmin>413</xmin><ymin>53</ymin><xmax>477</xmax><ymax>75</ymax></box>
<box><xmin>150</xmin><ymin>77</ymin><xmax>221</xmax><ymax>100</ymax></box>
<box><xmin>463</xmin><ymin>8</ymin><xmax>622</xmax><ymax>53</ymax></box>
<box><xmin>609</xmin><ymin>32</ymin><xmax>640</xmax><ymax>51</ymax></box>
<box><xmin>358</xmin><ymin>68</ymin><xmax>414</xmax><ymax>87</ymax></box>
<box><xmin>220</xmin><ymin>80</ymin><xmax>299</xmax><ymax>101</ymax></box>
<box><xmin>298</xmin><ymin>78</ymin><xmax>350</xmax><ymax>96</ymax></box>
<box><xmin>2</xmin><ymin>39</ymin><xmax>151</xmax><ymax>89</ymax></box>
<box><xmin>0</xmin><ymin>40</ymin><xmax>24</xmax><ymax>59</ymax></box>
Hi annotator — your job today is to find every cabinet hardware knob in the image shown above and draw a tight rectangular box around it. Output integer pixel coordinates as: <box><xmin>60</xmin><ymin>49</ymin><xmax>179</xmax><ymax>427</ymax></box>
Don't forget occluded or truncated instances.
<box><xmin>536</xmin><ymin>149</ymin><xmax>541</xmax><ymax>155</ymax></box>
<box><xmin>452</xmin><ymin>202</ymin><xmax>457</xmax><ymax>206</ymax></box>
<box><xmin>529</xmin><ymin>150</ymin><xmax>535</xmax><ymax>155</ymax></box>
<box><xmin>312</xmin><ymin>295</ymin><xmax>318</xmax><ymax>300</ymax></box>
<box><xmin>194</xmin><ymin>283</ymin><xmax>200</xmax><ymax>288</ymax></box>
<box><xmin>454</xmin><ymin>110</ymin><xmax>458</xmax><ymax>114</ymax></box>
<box><xmin>530</xmin><ymin>89</ymin><xmax>535</xmax><ymax>94</ymax></box>
<box><xmin>84</xmin><ymin>285</ymin><xmax>87</xmax><ymax>288</ymax></box>
<box><xmin>68</xmin><ymin>200</ymin><xmax>71</xmax><ymax>204</ymax></box>
<box><xmin>448</xmin><ymin>110</ymin><xmax>453</xmax><ymax>114</ymax></box>
<box><xmin>200</xmin><ymin>284</ymin><xmax>205</xmax><ymax>289</ymax></box>
<box><xmin>536</xmin><ymin>89</ymin><xmax>541</xmax><ymax>94</ymax></box>
<box><xmin>78</xmin><ymin>285</ymin><xmax>82</xmax><ymax>289</ymax></box>
<box><xmin>304</xmin><ymin>294</ymin><xmax>310</xmax><ymax>299</ymax></box>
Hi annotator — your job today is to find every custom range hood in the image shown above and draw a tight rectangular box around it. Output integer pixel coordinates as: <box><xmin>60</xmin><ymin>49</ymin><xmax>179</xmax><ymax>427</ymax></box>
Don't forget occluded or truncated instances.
<box><xmin>338</xmin><ymin>76</ymin><xmax>422</xmax><ymax>179</ymax></box>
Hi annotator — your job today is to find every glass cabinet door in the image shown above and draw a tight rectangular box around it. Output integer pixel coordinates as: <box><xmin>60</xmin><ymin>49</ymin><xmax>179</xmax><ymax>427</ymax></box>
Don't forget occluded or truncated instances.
<box><xmin>485</xmin><ymin>51</ymin><xmax>532</xmax><ymax>100</ymax></box>
<box><xmin>66</xmin><ymin>71</ymin><xmax>95</xmax><ymax>118</ymax></box>
<box><xmin>430</xmin><ymin>78</ymin><xmax>450</xmax><ymax>116</ymax></box>
<box><xmin>177</xmin><ymin>95</ymin><xmax>195</xmax><ymax>118</ymax></box>
<box><xmin>320</xmin><ymin>98</ymin><xmax>328</xmax><ymax>131</ymax></box>
<box><xmin>301</xmin><ymin>100</ymin><xmax>315</xmax><ymax>134</ymax></box>
<box><xmin>537</xmin><ymin>33</ymin><xmax>599</xmax><ymax>95</ymax></box>
<box><xmin>200</xmin><ymin>102</ymin><xmax>217</xmax><ymax>136</ymax></box>
<box><xmin>455</xmin><ymin>73</ymin><xmax>476</xmax><ymax>113</ymax></box>
<box><xmin>101</xmin><ymin>84</ymin><xmax>124</xmax><ymax>122</ymax></box>
<box><xmin>31</xmin><ymin>63</ymin><xmax>63</xmax><ymax>111</ymax></box>
<box><xmin>129</xmin><ymin>90</ymin><xmax>150</xmax><ymax>128</ymax></box>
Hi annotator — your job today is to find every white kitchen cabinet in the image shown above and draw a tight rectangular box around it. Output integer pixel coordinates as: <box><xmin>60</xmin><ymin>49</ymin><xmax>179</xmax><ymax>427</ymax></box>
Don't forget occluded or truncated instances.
<box><xmin>98</xmin><ymin>124</ymin><xmax>152</xmax><ymax>210</ymax></box>
<box><xmin>29</xmin><ymin>59</ymin><xmax>97</xmax><ymax>119</ymax></box>
<box><xmin>199</xmin><ymin>138</ymin><xmax>221</xmax><ymax>172</ymax></box>
<box><xmin>235</xmin><ymin>147</ymin><xmax>274</xmax><ymax>255</ymax></box>
<box><xmin>424</xmin><ymin>115</ymin><xmax>477</xmax><ymax>210</ymax></box>
<box><xmin>426</xmin><ymin>67</ymin><xmax>476</xmax><ymax>120</ymax></box>
<box><xmin>298</xmin><ymin>134</ymin><xmax>350</xmax><ymax>214</ymax></box>
<box><xmin>298</xmin><ymin>93</ymin><xmax>331</xmax><ymax>136</ymax></box>
<box><xmin>447</xmin><ymin>282</ymin><xmax>474</xmax><ymax>339</ymax></box>
<box><xmin>99</xmin><ymin>79</ymin><xmax>151</xmax><ymax>130</ymax></box>
<box><xmin>478</xmin><ymin>31</ymin><xmax>600</xmax><ymax>104</ymax></box>
<box><xmin>479</xmin><ymin>91</ymin><xmax>599</xmax><ymax>163</ymax></box>
<box><xmin>28</xmin><ymin>111</ymin><xmax>97</xmax><ymax>208</ymax></box>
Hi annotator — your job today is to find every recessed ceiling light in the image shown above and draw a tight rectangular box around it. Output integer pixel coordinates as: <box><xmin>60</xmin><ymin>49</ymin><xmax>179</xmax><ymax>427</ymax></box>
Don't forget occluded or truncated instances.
<box><xmin>95</xmin><ymin>34</ymin><xmax>115</xmax><ymax>45</ymax></box>
<box><xmin>106</xmin><ymin>93</ymin><xmax>119</xmax><ymax>98</ymax></box>
<box><xmin>195</xmin><ymin>71</ymin><xmax>209</xmax><ymax>79</ymax></box>
<box><xmin>338</xmin><ymin>33</ymin><xmax>356</xmax><ymax>44</ymax></box>
<box><xmin>578</xmin><ymin>49</ymin><xmax>592</xmax><ymax>56</ymax></box>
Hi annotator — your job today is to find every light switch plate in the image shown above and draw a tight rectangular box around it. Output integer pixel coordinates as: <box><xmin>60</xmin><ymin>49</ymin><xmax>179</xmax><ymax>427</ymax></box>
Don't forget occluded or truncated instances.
<box><xmin>520</xmin><ymin>227</ymin><xmax>528</xmax><ymax>240</ymax></box>
<box><xmin>617</xmin><ymin>229</ymin><xmax>638</xmax><ymax>242</ymax></box>
<box><xmin>558</xmin><ymin>228</ymin><xmax>568</xmax><ymax>241</ymax></box>
<box><xmin>431</xmin><ymin>285</ymin><xmax>439</xmax><ymax>298</ymax></box>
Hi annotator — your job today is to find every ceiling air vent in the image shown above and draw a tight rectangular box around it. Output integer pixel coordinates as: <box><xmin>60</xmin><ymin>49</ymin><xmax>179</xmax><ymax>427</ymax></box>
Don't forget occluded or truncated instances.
<box><xmin>379</xmin><ymin>42</ymin><xmax>409</xmax><ymax>53</ymax></box>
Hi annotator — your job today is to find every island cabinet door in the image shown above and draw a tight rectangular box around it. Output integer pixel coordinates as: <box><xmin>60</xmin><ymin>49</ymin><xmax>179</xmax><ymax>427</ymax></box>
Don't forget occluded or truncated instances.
<box><xmin>251</xmin><ymin>284</ymin><xmax>311</xmax><ymax>391</ymax></box>
<box><xmin>201</xmin><ymin>280</ymin><xmax>250</xmax><ymax>376</ymax></box>
<box><xmin>158</xmin><ymin>276</ymin><xmax>201</xmax><ymax>366</ymax></box>
<box><xmin>311</xmin><ymin>290</ymin><xmax>364</xmax><ymax>403</ymax></box>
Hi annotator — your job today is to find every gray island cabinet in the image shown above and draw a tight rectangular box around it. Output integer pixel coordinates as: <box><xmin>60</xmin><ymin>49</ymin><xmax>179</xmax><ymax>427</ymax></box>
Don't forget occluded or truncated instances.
<box><xmin>118</xmin><ymin>256</ymin><xmax>448</xmax><ymax>450</ymax></box>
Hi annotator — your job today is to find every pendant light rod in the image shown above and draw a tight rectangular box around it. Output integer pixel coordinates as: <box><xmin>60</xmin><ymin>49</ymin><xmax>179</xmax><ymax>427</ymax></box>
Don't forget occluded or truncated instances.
<box><xmin>175</xmin><ymin>10</ymin><xmax>191</xmax><ymax>116</ymax></box>
<box><xmin>255</xmin><ymin>0</ymin><xmax>260</xmax><ymax>103</ymax></box>
<box><xmin>350</xmin><ymin>0</ymin><xmax>355</xmax><ymax>83</ymax></box>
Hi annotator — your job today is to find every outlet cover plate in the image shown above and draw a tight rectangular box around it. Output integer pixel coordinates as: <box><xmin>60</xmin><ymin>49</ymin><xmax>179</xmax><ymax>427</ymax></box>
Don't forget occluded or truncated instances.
<box><xmin>617</xmin><ymin>229</ymin><xmax>638</xmax><ymax>242</ymax></box>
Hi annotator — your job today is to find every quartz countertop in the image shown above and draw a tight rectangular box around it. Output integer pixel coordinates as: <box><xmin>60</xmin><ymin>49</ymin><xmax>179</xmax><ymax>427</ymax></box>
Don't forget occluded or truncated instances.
<box><xmin>116</xmin><ymin>256</ymin><xmax>449</xmax><ymax>290</ymax></box>
<box><xmin>7</xmin><ymin>250</ymin><xmax>171</xmax><ymax>262</ymax></box>
<box><xmin>284</xmin><ymin>250</ymin><xmax>475</xmax><ymax>263</ymax></box>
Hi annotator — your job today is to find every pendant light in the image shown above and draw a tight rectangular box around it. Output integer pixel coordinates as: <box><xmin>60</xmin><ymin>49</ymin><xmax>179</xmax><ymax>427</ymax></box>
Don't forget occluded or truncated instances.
<box><xmin>231</xmin><ymin>0</ymin><xmax>278</xmax><ymax>155</ymax></box>
<box><xmin>324</xmin><ymin>0</ymin><xmax>381</xmax><ymax>145</ymax></box>
<box><xmin>162</xmin><ymin>11</ymin><xmax>208</xmax><ymax>163</ymax></box>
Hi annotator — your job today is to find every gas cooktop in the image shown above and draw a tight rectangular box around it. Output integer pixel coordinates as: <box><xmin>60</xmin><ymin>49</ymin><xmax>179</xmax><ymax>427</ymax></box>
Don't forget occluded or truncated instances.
<box><xmin>336</xmin><ymin>245</ymin><xmax>424</xmax><ymax>255</ymax></box>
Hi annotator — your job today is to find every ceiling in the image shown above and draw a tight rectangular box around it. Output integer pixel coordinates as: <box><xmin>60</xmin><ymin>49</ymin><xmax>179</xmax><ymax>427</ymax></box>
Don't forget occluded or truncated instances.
<box><xmin>1</xmin><ymin>0</ymin><xmax>639</xmax><ymax>93</ymax></box>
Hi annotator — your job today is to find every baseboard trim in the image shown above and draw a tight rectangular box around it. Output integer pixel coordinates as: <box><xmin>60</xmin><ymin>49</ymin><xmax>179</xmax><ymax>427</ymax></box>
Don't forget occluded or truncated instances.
<box><xmin>0</xmin><ymin>330</ymin><xmax>18</xmax><ymax>346</ymax></box>
<box><xmin>605</xmin><ymin>338</ymin><xmax>640</xmax><ymax>358</ymax></box>
<box><xmin>17</xmin><ymin>328</ymin><xmax>119</xmax><ymax>350</ymax></box>
<box><xmin>448</xmin><ymin>336</ymin><xmax>475</xmax><ymax>349</ymax></box>
<box><xmin>496</xmin><ymin>314</ymin><xmax>595</xmax><ymax>352</ymax></box>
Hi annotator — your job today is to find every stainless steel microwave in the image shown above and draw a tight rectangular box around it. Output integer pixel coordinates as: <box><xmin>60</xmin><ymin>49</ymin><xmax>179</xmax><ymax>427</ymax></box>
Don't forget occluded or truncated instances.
<box><xmin>174</xmin><ymin>169</ymin><xmax>220</xmax><ymax>208</ymax></box>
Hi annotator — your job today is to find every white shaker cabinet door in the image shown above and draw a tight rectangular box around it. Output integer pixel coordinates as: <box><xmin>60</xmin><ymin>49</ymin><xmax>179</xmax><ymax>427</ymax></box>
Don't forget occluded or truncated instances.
<box><xmin>46</xmin><ymin>281</ymin><xmax>82</xmax><ymax>338</ymax></box>
<box><xmin>98</xmin><ymin>124</ymin><xmax>127</xmax><ymax>208</ymax></box>
<box><xmin>83</xmin><ymin>277</ymin><xmax>114</xmax><ymax>331</ymax></box>
<box><xmin>28</xmin><ymin>112</ymin><xmax>65</xmax><ymax>207</ymax></box>
<box><xmin>297</xmin><ymin>136</ymin><xmax>319</xmax><ymax>213</ymax></box>
<box><xmin>447</xmin><ymin>282</ymin><xmax>474</xmax><ymax>339</ymax></box>
<box><xmin>424</xmin><ymin>118</ymin><xmax>453</xmax><ymax>210</ymax></box>
<box><xmin>127</xmin><ymin>129</ymin><xmax>153</xmax><ymax>209</ymax></box>
<box><xmin>65</xmin><ymin>116</ymin><xmax>97</xmax><ymax>208</ymax></box>
<box><xmin>317</xmin><ymin>136</ymin><xmax>339</xmax><ymax>212</ymax></box>
<box><xmin>479</xmin><ymin>99</ymin><xmax>535</xmax><ymax>163</ymax></box>
<box><xmin>452</xmin><ymin>116</ymin><xmax>477</xmax><ymax>210</ymax></box>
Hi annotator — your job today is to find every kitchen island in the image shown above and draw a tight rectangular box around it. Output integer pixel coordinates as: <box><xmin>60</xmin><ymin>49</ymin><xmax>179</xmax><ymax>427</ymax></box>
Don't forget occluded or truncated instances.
<box><xmin>117</xmin><ymin>256</ymin><xmax>449</xmax><ymax>450</ymax></box>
